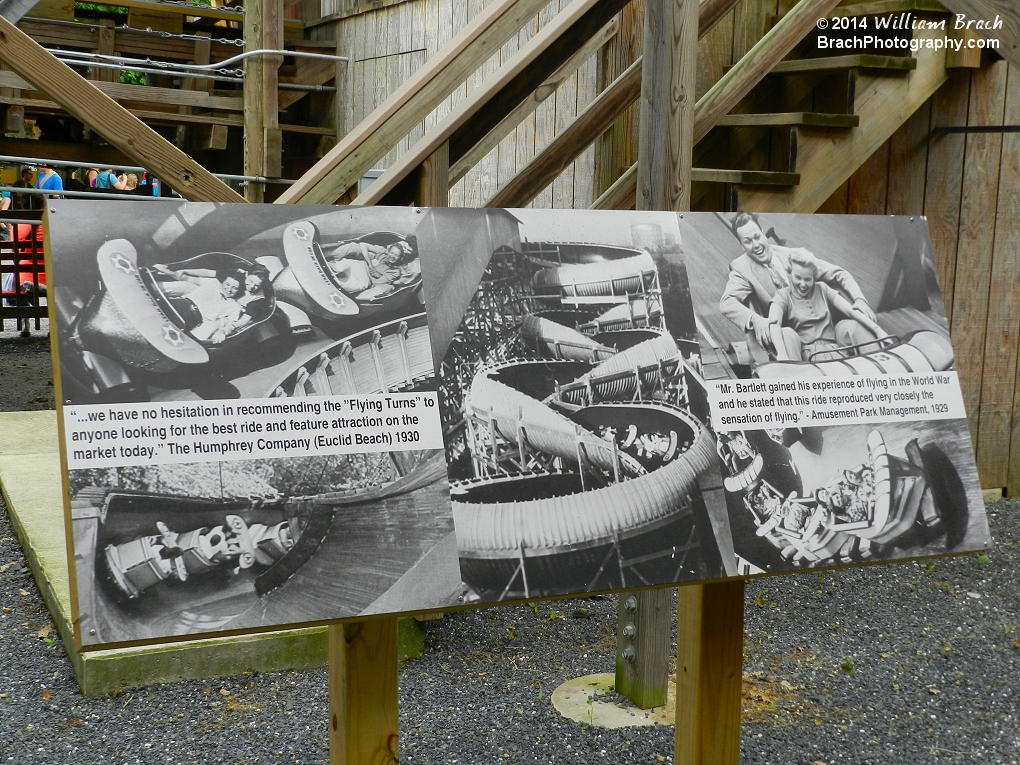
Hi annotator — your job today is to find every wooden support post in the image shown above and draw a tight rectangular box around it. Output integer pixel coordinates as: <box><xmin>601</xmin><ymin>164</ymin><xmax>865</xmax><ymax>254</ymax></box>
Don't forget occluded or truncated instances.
<box><xmin>244</xmin><ymin>0</ymin><xmax>283</xmax><ymax>201</ymax></box>
<box><xmin>616</xmin><ymin>589</ymin><xmax>671</xmax><ymax>708</ymax></box>
<box><xmin>96</xmin><ymin>20</ymin><xmax>118</xmax><ymax>84</ymax></box>
<box><xmin>0</xmin><ymin>16</ymin><xmax>243</xmax><ymax>203</ymax></box>
<box><xmin>675</xmin><ymin>580</ymin><xmax>745</xmax><ymax>765</ymax></box>
<box><xmin>328</xmin><ymin>621</ymin><xmax>400</xmax><ymax>765</ymax></box>
<box><xmin>938</xmin><ymin>0</ymin><xmax>1020</xmax><ymax>70</ymax></box>
<box><xmin>177</xmin><ymin>32</ymin><xmax>212</xmax><ymax>149</ymax></box>
<box><xmin>615</xmin><ymin>0</ymin><xmax>702</xmax><ymax>714</ymax></box>
<box><xmin>416</xmin><ymin>141</ymin><xmax>450</xmax><ymax>208</ymax></box>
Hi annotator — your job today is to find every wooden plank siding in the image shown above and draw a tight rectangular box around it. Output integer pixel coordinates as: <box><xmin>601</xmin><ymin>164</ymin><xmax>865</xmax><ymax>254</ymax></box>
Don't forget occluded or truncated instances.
<box><xmin>822</xmin><ymin>57</ymin><xmax>1020</xmax><ymax>493</ymax></box>
<box><xmin>318</xmin><ymin>0</ymin><xmax>1020</xmax><ymax>492</ymax></box>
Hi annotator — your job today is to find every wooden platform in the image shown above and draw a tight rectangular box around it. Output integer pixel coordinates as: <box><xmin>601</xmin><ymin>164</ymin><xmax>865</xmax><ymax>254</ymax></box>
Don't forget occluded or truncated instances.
<box><xmin>0</xmin><ymin>411</ymin><xmax>328</xmax><ymax>695</ymax></box>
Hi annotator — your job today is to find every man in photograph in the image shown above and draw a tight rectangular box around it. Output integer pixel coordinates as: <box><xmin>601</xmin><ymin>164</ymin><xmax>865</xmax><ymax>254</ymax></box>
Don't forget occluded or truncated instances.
<box><xmin>718</xmin><ymin>212</ymin><xmax>876</xmax><ymax>358</ymax></box>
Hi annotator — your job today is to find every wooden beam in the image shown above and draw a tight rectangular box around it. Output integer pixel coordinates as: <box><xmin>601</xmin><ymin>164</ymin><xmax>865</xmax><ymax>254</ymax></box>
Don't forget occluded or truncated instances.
<box><xmin>416</xmin><ymin>141</ymin><xmax>450</xmax><ymax>207</ymax></box>
<box><xmin>737</xmin><ymin>24</ymin><xmax>949</xmax><ymax>212</ymax></box>
<box><xmin>484</xmin><ymin>0</ymin><xmax>744</xmax><ymax>208</ymax></box>
<box><xmin>0</xmin><ymin>16</ymin><xmax>243</xmax><ymax>202</ymax></box>
<box><xmin>176</xmin><ymin>32</ymin><xmax>212</xmax><ymax>149</ymax></box>
<box><xmin>614</xmin><ymin>0</ymin><xmax>699</xmax><ymax>718</ymax></box>
<box><xmin>0</xmin><ymin>71</ymin><xmax>245</xmax><ymax>112</ymax></box>
<box><xmin>635</xmin><ymin>0</ymin><xmax>698</xmax><ymax>211</ymax></box>
<box><xmin>590</xmin><ymin>0</ymin><xmax>844</xmax><ymax>209</ymax></box>
<box><xmin>978</xmin><ymin>71</ymin><xmax>1020</xmax><ymax>489</ymax></box>
<box><xmin>699</xmin><ymin>0</ymin><xmax>744</xmax><ymax>33</ymax></box>
<box><xmin>18</xmin><ymin>18</ymin><xmax>241</xmax><ymax>62</ymax></box>
<box><xmin>327</xmin><ymin>621</ymin><xmax>399</xmax><ymax>765</ymax></box>
<box><xmin>0</xmin><ymin>94</ymin><xmax>332</xmax><ymax>133</ymax></box>
<box><xmin>71</xmin><ymin>0</ymin><xmax>251</xmax><ymax>22</ymax></box>
<box><xmin>938</xmin><ymin>0</ymin><xmax>1020</xmax><ymax>69</ymax></box>
<box><xmin>244</xmin><ymin>0</ymin><xmax>284</xmax><ymax>201</ymax></box>
<box><xmin>354</xmin><ymin>0</ymin><xmax>629</xmax><ymax>206</ymax></box>
<box><xmin>95</xmin><ymin>20</ymin><xmax>118</xmax><ymax>84</ymax></box>
<box><xmin>276</xmin><ymin>0</ymin><xmax>553</xmax><ymax>204</ymax></box>
<box><xmin>675</xmin><ymin>580</ymin><xmax>745</xmax><ymax>765</ymax></box>
<box><xmin>447</xmin><ymin>17</ymin><xmax>620</xmax><ymax>186</ymax></box>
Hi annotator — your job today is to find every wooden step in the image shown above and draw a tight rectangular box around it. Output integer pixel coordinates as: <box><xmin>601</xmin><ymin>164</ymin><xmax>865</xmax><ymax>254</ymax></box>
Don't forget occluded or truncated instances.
<box><xmin>692</xmin><ymin>169</ymin><xmax>800</xmax><ymax>185</ymax></box>
<box><xmin>716</xmin><ymin>112</ymin><xmax>860</xmax><ymax>128</ymax></box>
<box><xmin>832</xmin><ymin>0</ymin><xmax>949</xmax><ymax>18</ymax></box>
<box><xmin>770</xmin><ymin>55</ymin><xmax>918</xmax><ymax>74</ymax></box>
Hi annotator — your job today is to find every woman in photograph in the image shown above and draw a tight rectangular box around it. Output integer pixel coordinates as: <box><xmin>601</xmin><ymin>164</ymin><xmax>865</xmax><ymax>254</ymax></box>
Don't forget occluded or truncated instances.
<box><xmin>766</xmin><ymin>250</ymin><xmax>885</xmax><ymax>362</ymax></box>
<box><xmin>324</xmin><ymin>239</ymin><xmax>419</xmax><ymax>299</ymax></box>
<box><xmin>152</xmin><ymin>264</ymin><xmax>246</xmax><ymax>343</ymax></box>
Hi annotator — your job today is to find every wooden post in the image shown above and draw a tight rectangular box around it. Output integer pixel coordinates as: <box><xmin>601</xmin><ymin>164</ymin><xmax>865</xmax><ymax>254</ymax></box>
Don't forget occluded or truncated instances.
<box><xmin>675</xmin><ymin>580</ymin><xmax>745</xmax><ymax>765</ymax></box>
<box><xmin>416</xmin><ymin>141</ymin><xmax>450</xmax><ymax>208</ymax></box>
<box><xmin>177</xmin><ymin>32</ymin><xmax>212</xmax><ymax>149</ymax></box>
<box><xmin>244</xmin><ymin>0</ymin><xmax>283</xmax><ymax>201</ymax></box>
<box><xmin>328</xmin><ymin>621</ymin><xmax>400</xmax><ymax>765</ymax></box>
<box><xmin>95</xmin><ymin>20</ymin><xmax>118</xmax><ymax>84</ymax></box>
<box><xmin>615</xmin><ymin>0</ymin><xmax>701</xmax><ymax>713</ymax></box>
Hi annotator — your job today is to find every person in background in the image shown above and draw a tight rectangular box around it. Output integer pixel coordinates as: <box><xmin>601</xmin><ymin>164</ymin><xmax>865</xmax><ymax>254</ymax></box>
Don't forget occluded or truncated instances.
<box><xmin>12</xmin><ymin>168</ymin><xmax>33</xmax><ymax>211</ymax></box>
<box><xmin>125</xmin><ymin>173</ymin><xmax>139</xmax><ymax>191</ymax></box>
<box><xmin>0</xmin><ymin>191</ymin><xmax>11</xmax><ymax>243</ymax></box>
<box><xmin>34</xmin><ymin>163</ymin><xmax>63</xmax><ymax>206</ymax></box>
<box><xmin>65</xmin><ymin>168</ymin><xmax>90</xmax><ymax>194</ymax></box>
<box><xmin>94</xmin><ymin>168</ymin><xmax>128</xmax><ymax>192</ymax></box>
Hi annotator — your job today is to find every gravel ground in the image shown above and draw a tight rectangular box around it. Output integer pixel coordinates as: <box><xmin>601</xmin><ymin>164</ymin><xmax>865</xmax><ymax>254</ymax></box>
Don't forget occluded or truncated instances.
<box><xmin>1</xmin><ymin>330</ymin><xmax>1017</xmax><ymax>764</ymax></box>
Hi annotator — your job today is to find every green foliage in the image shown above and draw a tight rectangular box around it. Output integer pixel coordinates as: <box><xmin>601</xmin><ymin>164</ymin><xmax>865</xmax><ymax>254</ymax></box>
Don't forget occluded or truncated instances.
<box><xmin>119</xmin><ymin>70</ymin><xmax>146</xmax><ymax>86</ymax></box>
<box><xmin>75</xmin><ymin>2</ymin><xmax>128</xmax><ymax>14</ymax></box>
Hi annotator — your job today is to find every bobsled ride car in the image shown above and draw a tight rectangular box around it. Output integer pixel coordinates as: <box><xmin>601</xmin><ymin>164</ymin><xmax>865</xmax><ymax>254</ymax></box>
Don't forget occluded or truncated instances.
<box><xmin>754</xmin><ymin>330</ymin><xmax>955</xmax><ymax>380</ymax></box>
<box><xmin>69</xmin><ymin>240</ymin><xmax>302</xmax><ymax>400</ymax></box>
<box><xmin>272</xmin><ymin>220</ymin><xmax>423</xmax><ymax>322</ymax></box>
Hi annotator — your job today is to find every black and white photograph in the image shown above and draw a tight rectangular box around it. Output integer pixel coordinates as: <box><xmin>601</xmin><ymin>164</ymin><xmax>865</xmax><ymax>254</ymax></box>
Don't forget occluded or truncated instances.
<box><xmin>68</xmin><ymin>451</ymin><xmax>460</xmax><ymax>647</ymax></box>
<box><xmin>48</xmin><ymin>201</ymin><xmax>431</xmax><ymax>404</ymax></box>
<box><xmin>423</xmin><ymin>208</ymin><xmax>738</xmax><ymax>602</ymax></box>
<box><xmin>47</xmin><ymin>202</ymin><xmax>458</xmax><ymax>648</ymax></box>
<box><xmin>678</xmin><ymin>212</ymin><xmax>989</xmax><ymax>573</ymax></box>
<box><xmin>685</xmin><ymin>212</ymin><xmax>952</xmax><ymax>381</ymax></box>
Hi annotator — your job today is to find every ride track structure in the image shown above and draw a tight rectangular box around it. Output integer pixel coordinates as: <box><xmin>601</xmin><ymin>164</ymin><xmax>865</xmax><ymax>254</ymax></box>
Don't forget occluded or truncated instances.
<box><xmin>452</xmin><ymin>323</ymin><xmax>716</xmax><ymax>599</ymax></box>
<box><xmin>266</xmin><ymin>313</ymin><xmax>434</xmax><ymax>399</ymax></box>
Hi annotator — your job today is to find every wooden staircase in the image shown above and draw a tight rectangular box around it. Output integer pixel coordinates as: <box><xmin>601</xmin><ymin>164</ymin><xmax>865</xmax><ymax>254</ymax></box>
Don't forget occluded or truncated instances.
<box><xmin>275</xmin><ymin>0</ymin><xmax>991</xmax><ymax>225</ymax></box>
<box><xmin>611</xmin><ymin>4</ymin><xmax>962</xmax><ymax>212</ymax></box>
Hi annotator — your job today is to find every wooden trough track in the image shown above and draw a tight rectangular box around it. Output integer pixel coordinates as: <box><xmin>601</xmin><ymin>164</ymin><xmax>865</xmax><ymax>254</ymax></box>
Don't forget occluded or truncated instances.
<box><xmin>268</xmin><ymin>314</ymin><xmax>433</xmax><ymax>398</ymax></box>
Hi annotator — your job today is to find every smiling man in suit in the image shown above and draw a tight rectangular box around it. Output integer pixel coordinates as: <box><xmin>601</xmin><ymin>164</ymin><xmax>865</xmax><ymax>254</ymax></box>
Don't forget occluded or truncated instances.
<box><xmin>718</xmin><ymin>212</ymin><xmax>876</xmax><ymax>357</ymax></box>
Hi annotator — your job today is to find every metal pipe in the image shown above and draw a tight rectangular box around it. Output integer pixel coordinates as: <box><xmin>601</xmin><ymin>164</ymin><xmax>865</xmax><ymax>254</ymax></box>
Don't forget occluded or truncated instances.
<box><xmin>194</xmin><ymin>48</ymin><xmax>351</xmax><ymax>68</ymax></box>
<box><xmin>50</xmin><ymin>46</ymin><xmax>348</xmax><ymax>73</ymax></box>
<box><xmin>0</xmin><ymin>154</ymin><xmax>296</xmax><ymax>185</ymax></box>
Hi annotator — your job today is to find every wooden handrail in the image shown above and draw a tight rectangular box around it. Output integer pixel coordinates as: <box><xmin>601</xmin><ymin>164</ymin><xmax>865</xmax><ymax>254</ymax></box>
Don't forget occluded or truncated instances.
<box><xmin>354</xmin><ymin>0</ymin><xmax>632</xmax><ymax>206</ymax></box>
<box><xmin>485</xmin><ymin>0</ymin><xmax>742</xmax><ymax>208</ymax></box>
<box><xmin>593</xmin><ymin>0</ymin><xmax>844</xmax><ymax>209</ymax></box>
<box><xmin>447</xmin><ymin>17</ymin><xmax>621</xmax><ymax>186</ymax></box>
<box><xmin>275</xmin><ymin>0</ymin><xmax>552</xmax><ymax>205</ymax></box>
<box><xmin>487</xmin><ymin>59</ymin><xmax>642</xmax><ymax>208</ymax></box>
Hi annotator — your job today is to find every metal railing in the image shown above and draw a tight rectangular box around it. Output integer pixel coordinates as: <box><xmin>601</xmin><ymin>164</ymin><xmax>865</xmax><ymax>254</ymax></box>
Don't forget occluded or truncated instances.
<box><xmin>0</xmin><ymin>211</ymin><xmax>46</xmax><ymax>334</ymax></box>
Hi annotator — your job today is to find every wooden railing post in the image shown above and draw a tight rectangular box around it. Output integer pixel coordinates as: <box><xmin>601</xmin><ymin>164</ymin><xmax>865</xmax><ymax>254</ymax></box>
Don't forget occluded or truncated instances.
<box><xmin>244</xmin><ymin>0</ymin><xmax>283</xmax><ymax>201</ymax></box>
<box><xmin>328</xmin><ymin>621</ymin><xmax>400</xmax><ymax>765</ymax></box>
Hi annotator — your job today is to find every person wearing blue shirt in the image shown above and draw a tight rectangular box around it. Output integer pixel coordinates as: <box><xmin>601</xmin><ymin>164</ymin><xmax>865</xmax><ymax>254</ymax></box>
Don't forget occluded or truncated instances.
<box><xmin>34</xmin><ymin>164</ymin><xmax>63</xmax><ymax>201</ymax></box>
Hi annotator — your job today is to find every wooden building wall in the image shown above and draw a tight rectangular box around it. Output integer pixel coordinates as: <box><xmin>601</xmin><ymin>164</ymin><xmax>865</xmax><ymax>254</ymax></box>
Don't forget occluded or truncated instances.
<box><xmin>309</xmin><ymin>0</ymin><xmax>1019</xmax><ymax>493</ymax></box>
<box><xmin>323</xmin><ymin>0</ymin><xmax>598</xmax><ymax>208</ymax></box>
<box><xmin>816</xmin><ymin>57</ymin><xmax>1020</xmax><ymax>496</ymax></box>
